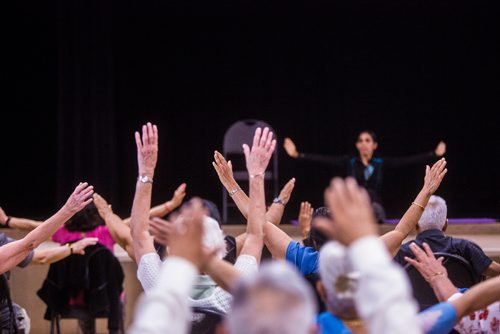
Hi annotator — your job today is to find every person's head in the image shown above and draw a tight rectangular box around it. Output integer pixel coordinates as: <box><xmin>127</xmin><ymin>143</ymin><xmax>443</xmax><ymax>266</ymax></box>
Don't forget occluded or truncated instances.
<box><xmin>64</xmin><ymin>202</ymin><xmax>104</xmax><ymax>232</ymax></box>
<box><xmin>355</xmin><ymin>130</ymin><xmax>378</xmax><ymax>158</ymax></box>
<box><xmin>417</xmin><ymin>195</ymin><xmax>448</xmax><ymax>232</ymax></box>
<box><xmin>307</xmin><ymin>207</ymin><xmax>330</xmax><ymax>251</ymax></box>
<box><xmin>226</xmin><ymin>262</ymin><xmax>317</xmax><ymax>334</ymax></box>
<box><xmin>202</xmin><ymin>215</ymin><xmax>227</xmax><ymax>259</ymax></box>
<box><xmin>317</xmin><ymin>241</ymin><xmax>360</xmax><ymax>320</ymax></box>
<box><xmin>182</xmin><ymin>197</ymin><xmax>222</xmax><ymax>226</ymax></box>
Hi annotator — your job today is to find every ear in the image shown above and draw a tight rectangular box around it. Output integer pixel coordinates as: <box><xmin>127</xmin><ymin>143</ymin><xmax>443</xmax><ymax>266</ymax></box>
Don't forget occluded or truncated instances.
<box><xmin>373</xmin><ymin>142</ymin><xmax>378</xmax><ymax>150</ymax></box>
<box><xmin>316</xmin><ymin>280</ymin><xmax>327</xmax><ymax>303</ymax></box>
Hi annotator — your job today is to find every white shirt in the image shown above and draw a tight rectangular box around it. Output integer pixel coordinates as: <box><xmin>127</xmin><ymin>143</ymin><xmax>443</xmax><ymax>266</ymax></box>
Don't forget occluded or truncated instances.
<box><xmin>128</xmin><ymin>256</ymin><xmax>197</xmax><ymax>334</ymax></box>
<box><xmin>348</xmin><ymin>236</ymin><xmax>422</xmax><ymax>334</ymax></box>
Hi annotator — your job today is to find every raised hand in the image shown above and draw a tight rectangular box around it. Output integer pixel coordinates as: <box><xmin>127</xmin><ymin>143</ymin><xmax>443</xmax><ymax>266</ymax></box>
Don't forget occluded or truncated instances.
<box><xmin>316</xmin><ymin>177</ymin><xmax>377</xmax><ymax>246</ymax></box>
<box><xmin>135</xmin><ymin>122</ymin><xmax>158</xmax><ymax>178</ymax></box>
<box><xmin>70</xmin><ymin>237</ymin><xmax>99</xmax><ymax>255</ymax></box>
<box><xmin>283</xmin><ymin>137</ymin><xmax>299</xmax><ymax>158</ymax></box>
<box><xmin>163</xmin><ymin>183</ymin><xmax>187</xmax><ymax>212</ymax></box>
<box><xmin>93</xmin><ymin>193</ymin><xmax>113</xmax><ymax>219</ymax></box>
<box><xmin>0</xmin><ymin>207</ymin><xmax>8</xmax><ymax>225</ymax></box>
<box><xmin>149</xmin><ymin>217</ymin><xmax>174</xmax><ymax>247</ymax></box>
<box><xmin>434</xmin><ymin>141</ymin><xmax>446</xmax><ymax>157</ymax></box>
<box><xmin>212</xmin><ymin>151</ymin><xmax>236</xmax><ymax>189</ymax></box>
<box><xmin>64</xmin><ymin>182</ymin><xmax>94</xmax><ymax>214</ymax></box>
<box><xmin>243</xmin><ymin>127</ymin><xmax>276</xmax><ymax>176</ymax></box>
<box><xmin>278</xmin><ymin>178</ymin><xmax>296</xmax><ymax>204</ymax></box>
<box><xmin>423</xmin><ymin>158</ymin><xmax>447</xmax><ymax>195</ymax></box>
<box><xmin>405</xmin><ymin>242</ymin><xmax>447</xmax><ymax>283</ymax></box>
<box><xmin>298</xmin><ymin>201</ymin><xmax>314</xmax><ymax>239</ymax></box>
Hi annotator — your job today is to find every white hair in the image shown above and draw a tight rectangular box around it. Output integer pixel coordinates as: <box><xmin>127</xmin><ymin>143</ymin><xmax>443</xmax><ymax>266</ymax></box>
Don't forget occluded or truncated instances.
<box><xmin>202</xmin><ymin>216</ymin><xmax>227</xmax><ymax>259</ymax></box>
<box><xmin>417</xmin><ymin>195</ymin><xmax>447</xmax><ymax>232</ymax></box>
<box><xmin>227</xmin><ymin>261</ymin><xmax>317</xmax><ymax>334</ymax></box>
<box><xmin>319</xmin><ymin>241</ymin><xmax>359</xmax><ymax>319</ymax></box>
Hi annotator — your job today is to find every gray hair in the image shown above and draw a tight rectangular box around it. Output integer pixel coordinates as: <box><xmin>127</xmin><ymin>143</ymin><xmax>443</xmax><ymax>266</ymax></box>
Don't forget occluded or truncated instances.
<box><xmin>226</xmin><ymin>261</ymin><xmax>317</xmax><ymax>334</ymax></box>
<box><xmin>202</xmin><ymin>216</ymin><xmax>227</xmax><ymax>259</ymax></box>
<box><xmin>417</xmin><ymin>196</ymin><xmax>447</xmax><ymax>232</ymax></box>
<box><xmin>319</xmin><ymin>241</ymin><xmax>360</xmax><ymax>320</ymax></box>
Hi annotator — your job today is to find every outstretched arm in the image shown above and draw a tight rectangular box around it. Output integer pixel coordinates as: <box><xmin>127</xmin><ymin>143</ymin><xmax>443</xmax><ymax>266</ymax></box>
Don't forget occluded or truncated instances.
<box><xmin>284</xmin><ymin>137</ymin><xmax>348</xmax><ymax>165</ymax></box>
<box><xmin>0</xmin><ymin>182</ymin><xmax>94</xmax><ymax>274</ymax></box>
<box><xmin>384</xmin><ymin>141</ymin><xmax>446</xmax><ymax>168</ymax></box>
<box><xmin>130</xmin><ymin>122</ymin><xmax>158</xmax><ymax>263</ymax></box>
<box><xmin>0</xmin><ymin>207</ymin><xmax>43</xmax><ymax>231</ymax></box>
<box><xmin>31</xmin><ymin>237</ymin><xmax>99</xmax><ymax>265</ymax></box>
<box><xmin>93</xmin><ymin>193</ymin><xmax>135</xmax><ymax>259</ymax></box>
<box><xmin>380</xmin><ymin>158</ymin><xmax>447</xmax><ymax>257</ymax></box>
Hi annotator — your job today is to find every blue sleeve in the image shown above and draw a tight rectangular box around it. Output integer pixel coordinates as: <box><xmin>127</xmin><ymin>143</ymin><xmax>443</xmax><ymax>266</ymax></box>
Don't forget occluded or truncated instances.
<box><xmin>418</xmin><ymin>302</ymin><xmax>457</xmax><ymax>334</ymax></box>
<box><xmin>285</xmin><ymin>241</ymin><xmax>319</xmax><ymax>276</ymax></box>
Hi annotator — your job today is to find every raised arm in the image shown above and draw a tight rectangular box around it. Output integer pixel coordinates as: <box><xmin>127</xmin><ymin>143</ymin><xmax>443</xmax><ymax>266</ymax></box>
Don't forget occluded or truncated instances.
<box><xmin>0</xmin><ymin>207</ymin><xmax>43</xmax><ymax>231</ymax></box>
<box><xmin>130</xmin><ymin>122</ymin><xmax>158</xmax><ymax>263</ymax></box>
<box><xmin>298</xmin><ymin>201</ymin><xmax>314</xmax><ymax>242</ymax></box>
<box><xmin>0</xmin><ymin>182</ymin><xmax>94</xmax><ymax>274</ymax></box>
<box><xmin>380</xmin><ymin>158</ymin><xmax>447</xmax><ymax>257</ymax></box>
<box><xmin>384</xmin><ymin>141</ymin><xmax>446</xmax><ymax>168</ymax></box>
<box><xmin>93</xmin><ymin>193</ymin><xmax>135</xmax><ymax>259</ymax></box>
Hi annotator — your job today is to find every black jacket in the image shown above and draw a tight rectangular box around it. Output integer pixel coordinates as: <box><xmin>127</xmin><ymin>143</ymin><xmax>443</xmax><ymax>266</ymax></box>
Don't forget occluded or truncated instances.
<box><xmin>37</xmin><ymin>243</ymin><xmax>124</xmax><ymax>330</ymax></box>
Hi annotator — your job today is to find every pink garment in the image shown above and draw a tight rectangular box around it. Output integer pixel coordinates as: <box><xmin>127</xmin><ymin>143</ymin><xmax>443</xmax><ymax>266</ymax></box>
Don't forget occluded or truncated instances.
<box><xmin>52</xmin><ymin>225</ymin><xmax>115</xmax><ymax>252</ymax></box>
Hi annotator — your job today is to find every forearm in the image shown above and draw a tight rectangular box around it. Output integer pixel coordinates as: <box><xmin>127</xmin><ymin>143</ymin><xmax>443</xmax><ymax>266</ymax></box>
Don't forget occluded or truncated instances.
<box><xmin>429</xmin><ymin>275</ymin><xmax>459</xmax><ymax>302</ymax></box>
<box><xmin>23</xmin><ymin>206</ymin><xmax>74</xmax><ymax>250</ymax></box>
<box><xmin>224</xmin><ymin>180</ymin><xmax>250</xmax><ymax>220</ymax></box>
<box><xmin>263</xmin><ymin>222</ymin><xmax>292</xmax><ymax>260</ymax></box>
<box><xmin>452</xmin><ymin>275</ymin><xmax>500</xmax><ymax>319</ymax></box>
<box><xmin>204</xmin><ymin>257</ymin><xmax>242</xmax><ymax>292</ymax></box>
<box><xmin>240</xmin><ymin>176</ymin><xmax>265</xmax><ymax>261</ymax></box>
<box><xmin>8</xmin><ymin>217</ymin><xmax>43</xmax><ymax>231</ymax></box>
<box><xmin>130</xmin><ymin>182</ymin><xmax>155</xmax><ymax>261</ymax></box>
<box><xmin>0</xmin><ymin>240</ymin><xmax>33</xmax><ymax>274</ymax></box>
<box><xmin>265</xmin><ymin>203</ymin><xmax>285</xmax><ymax>225</ymax></box>
<box><xmin>31</xmin><ymin>245</ymin><xmax>71</xmax><ymax>265</ymax></box>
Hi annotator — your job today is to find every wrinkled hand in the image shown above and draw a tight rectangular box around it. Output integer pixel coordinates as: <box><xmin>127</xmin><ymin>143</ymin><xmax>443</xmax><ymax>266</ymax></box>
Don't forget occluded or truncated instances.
<box><xmin>212</xmin><ymin>151</ymin><xmax>235</xmax><ymax>188</ymax></box>
<box><xmin>93</xmin><ymin>193</ymin><xmax>113</xmax><ymax>219</ymax></box>
<box><xmin>278</xmin><ymin>178</ymin><xmax>296</xmax><ymax>204</ymax></box>
<box><xmin>135</xmin><ymin>122</ymin><xmax>158</xmax><ymax>178</ymax></box>
<box><xmin>64</xmin><ymin>182</ymin><xmax>94</xmax><ymax>214</ymax></box>
<box><xmin>0</xmin><ymin>207</ymin><xmax>8</xmax><ymax>225</ymax></box>
<box><xmin>423</xmin><ymin>158</ymin><xmax>447</xmax><ymax>195</ymax></box>
<box><xmin>167</xmin><ymin>199</ymin><xmax>206</xmax><ymax>270</ymax></box>
<box><xmin>243</xmin><ymin>127</ymin><xmax>276</xmax><ymax>176</ymax></box>
<box><xmin>283</xmin><ymin>137</ymin><xmax>299</xmax><ymax>158</ymax></box>
<box><xmin>316</xmin><ymin>177</ymin><xmax>377</xmax><ymax>246</ymax></box>
<box><xmin>71</xmin><ymin>237</ymin><xmax>99</xmax><ymax>255</ymax></box>
<box><xmin>164</xmin><ymin>183</ymin><xmax>187</xmax><ymax>212</ymax></box>
<box><xmin>405</xmin><ymin>242</ymin><xmax>448</xmax><ymax>283</ymax></box>
<box><xmin>298</xmin><ymin>201</ymin><xmax>314</xmax><ymax>238</ymax></box>
<box><xmin>434</xmin><ymin>141</ymin><xmax>446</xmax><ymax>157</ymax></box>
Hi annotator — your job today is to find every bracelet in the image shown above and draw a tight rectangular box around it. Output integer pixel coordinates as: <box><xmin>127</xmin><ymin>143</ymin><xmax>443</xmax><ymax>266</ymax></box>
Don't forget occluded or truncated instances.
<box><xmin>66</xmin><ymin>243</ymin><xmax>73</xmax><ymax>255</ymax></box>
<box><xmin>228</xmin><ymin>187</ymin><xmax>241</xmax><ymax>197</ymax></box>
<box><xmin>5</xmin><ymin>217</ymin><xmax>11</xmax><ymax>227</ymax></box>
<box><xmin>412</xmin><ymin>201</ymin><xmax>425</xmax><ymax>210</ymax></box>
<box><xmin>427</xmin><ymin>271</ymin><xmax>445</xmax><ymax>282</ymax></box>
<box><xmin>250</xmin><ymin>172</ymin><xmax>265</xmax><ymax>179</ymax></box>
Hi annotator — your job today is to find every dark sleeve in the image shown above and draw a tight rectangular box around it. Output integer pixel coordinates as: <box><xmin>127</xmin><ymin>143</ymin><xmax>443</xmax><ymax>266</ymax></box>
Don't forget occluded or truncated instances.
<box><xmin>299</xmin><ymin>153</ymin><xmax>350</xmax><ymax>166</ymax></box>
<box><xmin>462</xmin><ymin>241</ymin><xmax>492</xmax><ymax>276</ymax></box>
<box><xmin>383</xmin><ymin>151</ymin><xmax>436</xmax><ymax>168</ymax></box>
<box><xmin>0</xmin><ymin>233</ymin><xmax>34</xmax><ymax>267</ymax></box>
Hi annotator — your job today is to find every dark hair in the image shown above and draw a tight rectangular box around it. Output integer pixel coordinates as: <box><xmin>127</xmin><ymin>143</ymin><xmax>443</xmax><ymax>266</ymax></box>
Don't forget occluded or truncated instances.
<box><xmin>202</xmin><ymin>199</ymin><xmax>222</xmax><ymax>226</ymax></box>
<box><xmin>305</xmin><ymin>207</ymin><xmax>330</xmax><ymax>251</ymax></box>
<box><xmin>356</xmin><ymin>130</ymin><xmax>378</xmax><ymax>143</ymax></box>
<box><xmin>64</xmin><ymin>202</ymin><xmax>105</xmax><ymax>232</ymax></box>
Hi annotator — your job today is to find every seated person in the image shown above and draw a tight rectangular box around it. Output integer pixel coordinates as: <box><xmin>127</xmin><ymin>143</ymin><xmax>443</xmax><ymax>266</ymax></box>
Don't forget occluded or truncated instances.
<box><xmin>394</xmin><ymin>195</ymin><xmax>500</xmax><ymax>279</ymax></box>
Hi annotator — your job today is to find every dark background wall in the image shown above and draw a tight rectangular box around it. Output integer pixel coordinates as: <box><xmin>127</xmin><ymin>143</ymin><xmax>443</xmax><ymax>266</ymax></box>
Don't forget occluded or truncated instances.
<box><xmin>4</xmin><ymin>1</ymin><xmax>499</xmax><ymax>223</ymax></box>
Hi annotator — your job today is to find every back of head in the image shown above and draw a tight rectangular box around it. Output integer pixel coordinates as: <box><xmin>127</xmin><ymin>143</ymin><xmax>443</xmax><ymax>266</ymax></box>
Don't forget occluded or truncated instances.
<box><xmin>307</xmin><ymin>207</ymin><xmax>330</xmax><ymax>251</ymax></box>
<box><xmin>202</xmin><ymin>199</ymin><xmax>222</xmax><ymax>226</ymax></box>
<box><xmin>319</xmin><ymin>241</ymin><xmax>359</xmax><ymax>320</ymax></box>
<box><xmin>417</xmin><ymin>196</ymin><xmax>447</xmax><ymax>232</ymax></box>
<box><xmin>227</xmin><ymin>261</ymin><xmax>317</xmax><ymax>334</ymax></box>
<box><xmin>202</xmin><ymin>216</ymin><xmax>227</xmax><ymax>259</ymax></box>
<box><xmin>64</xmin><ymin>202</ymin><xmax>105</xmax><ymax>232</ymax></box>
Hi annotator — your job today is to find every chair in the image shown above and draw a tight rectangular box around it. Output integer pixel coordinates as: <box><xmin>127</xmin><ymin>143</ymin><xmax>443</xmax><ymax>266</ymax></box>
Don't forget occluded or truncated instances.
<box><xmin>37</xmin><ymin>243</ymin><xmax>124</xmax><ymax>334</ymax></box>
<box><xmin>404</xmin><ymin>252</ymin><xmax>480</xmax><ymax>312</ymax></box>
<box><xmin>190</xmin><ymin>306</ymin><xmax>225</xmax><ymax>334</ymax></box>
<box><xmin>222</xmin><ymin>119</ymin><xmax>279</xmax><ymax>224</ymax></box>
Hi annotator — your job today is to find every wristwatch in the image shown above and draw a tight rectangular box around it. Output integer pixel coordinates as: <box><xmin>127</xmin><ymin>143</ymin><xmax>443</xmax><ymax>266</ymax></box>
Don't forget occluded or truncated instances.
<box><xmin>138</xmin><ymin>175</ymin><xmax>154</xmax><ymax>184</ymax></box>
<box><xmin>272</xmin><ymin>197</ymin><xmax>286</xmax><ymax>206</ymax></box>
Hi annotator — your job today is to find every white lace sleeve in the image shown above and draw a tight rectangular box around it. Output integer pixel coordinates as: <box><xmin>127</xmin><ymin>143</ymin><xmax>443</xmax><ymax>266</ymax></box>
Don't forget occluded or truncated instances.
<box><xmin>137</xmin><ymin>252</ymin><xmax>162</xmax><ymax>292</ymax></box>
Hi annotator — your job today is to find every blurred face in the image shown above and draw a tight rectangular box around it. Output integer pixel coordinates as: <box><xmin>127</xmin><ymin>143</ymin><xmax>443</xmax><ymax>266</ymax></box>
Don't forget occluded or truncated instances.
<box><xmin>180</xmin><ymin>197</ymin><xmax>209</xmax><ymax>216</ymax></box>
<box><xmin>355</xmin><ymin>132</ymin><xmax>378</xmax><ymax>157</ymax></box>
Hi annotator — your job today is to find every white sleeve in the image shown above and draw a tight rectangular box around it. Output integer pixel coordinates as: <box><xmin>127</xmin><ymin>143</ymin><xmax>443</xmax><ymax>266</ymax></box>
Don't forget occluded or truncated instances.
<box><xmin>129</xmin><ymin>256</ymin><xmax>198</xmax><ymax>334</ymax></box>
<box><xmin>348</xmin><ymin>236</ymin><xmax>421</xmax><ymax>334</ymax></box>
<box><xmin>137</xmin><ymin>252</ymin><xmax>162</xmax><ymax>292</ymax></box>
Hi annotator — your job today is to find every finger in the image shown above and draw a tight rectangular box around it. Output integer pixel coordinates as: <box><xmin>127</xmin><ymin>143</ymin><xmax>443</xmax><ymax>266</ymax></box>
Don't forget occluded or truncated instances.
<box><xmin>142</xmin><ymin>124</ymin><xmax>149</xmax><ymax>146</ymax></box>
<box><xmin>422</xmin><ymin>242</ymin><xmax>435</xmax><ymax>259</ymax></box>
<box><xmin>264</xmin><ymin>130</ymin><xmax>273</xmax><ymax>150</ymax></box>
<box><xmin>147</xmin><ymin>122</ymin><xmax>154</xmax><ymax>145</ymax></box>
<box><xmin>134</xmin><ymin>131</ymin><xmax>142</xmax><ymax>151</ymax></box>
<box><xmin>80</xmin><ymin>186</ymin><xmax>95</xmax><ymax>198</ymax></box>
<box><xmin>153</xmin><ymin>124</ymin><xmax>158</xmax><ymax>145</ymax></box>
<box><xmin>252</xmin><ymin>127</ymin><xmax>262</xmax><ymax>149</ymax></box>
<box><xmin>242</xmin><ymin>144</ymin><xmax>250</xmax><ymax>160</ymax></box>
<box><xmin>268</xmin><ymin>139</ymin><xmax>277</xmax><ymax>155</ymax></box>
<box><xmin>409</xmin><ymin>242</ymin><xmax>425</xmax><ymax>260</ymax></box>
<box><xmin>228</xmin><ymin>160</ymin><xmax>233</xmax><ymax>170</ymax></box>
<box><xmin>212</xmin><ymin>161</ymin><xmax>221</xmax><ymax>172</ymax></box>
<box><xmin>82</xmin><ymin>197</ymin><xmax>93</xmax><ymax>207</ymax></box>
<box><xmin>438</xmin><ymin>168</ymin><xmax>448</xmax><ymax>179</ymax></box>
<box><xmin>75</xmin><ymin>182</ymin><xmax>89</xmax><ymax>192</ymax></box>
<box><xmin>260</xmin><ymin>127</ymin><xmax>269</xmax><ymax>147</ymax></box>
<box><xmin>404</xmin><ymin>256</ymin><xmax>420</xmax><ymax>267</ymax></box>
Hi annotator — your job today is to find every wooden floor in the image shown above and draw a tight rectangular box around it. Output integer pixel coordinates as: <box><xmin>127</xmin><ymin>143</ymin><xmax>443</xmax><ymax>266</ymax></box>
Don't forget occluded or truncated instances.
<box><xmin>3</xmin><ymin>221</ymin><xmax>500</xmax><ymax>333</ymax></box>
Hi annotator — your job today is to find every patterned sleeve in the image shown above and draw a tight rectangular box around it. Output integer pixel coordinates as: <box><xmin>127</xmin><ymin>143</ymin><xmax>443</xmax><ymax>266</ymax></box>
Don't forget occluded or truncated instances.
<box><xmin>137</xmin><ymin>252</ymin><xmax>162</xmax><ymax>292</ymax></box>
<box><xmin>285</xmin><ymin>240</ymin><xmax>319</xmax><ymax>276</ymax></box>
